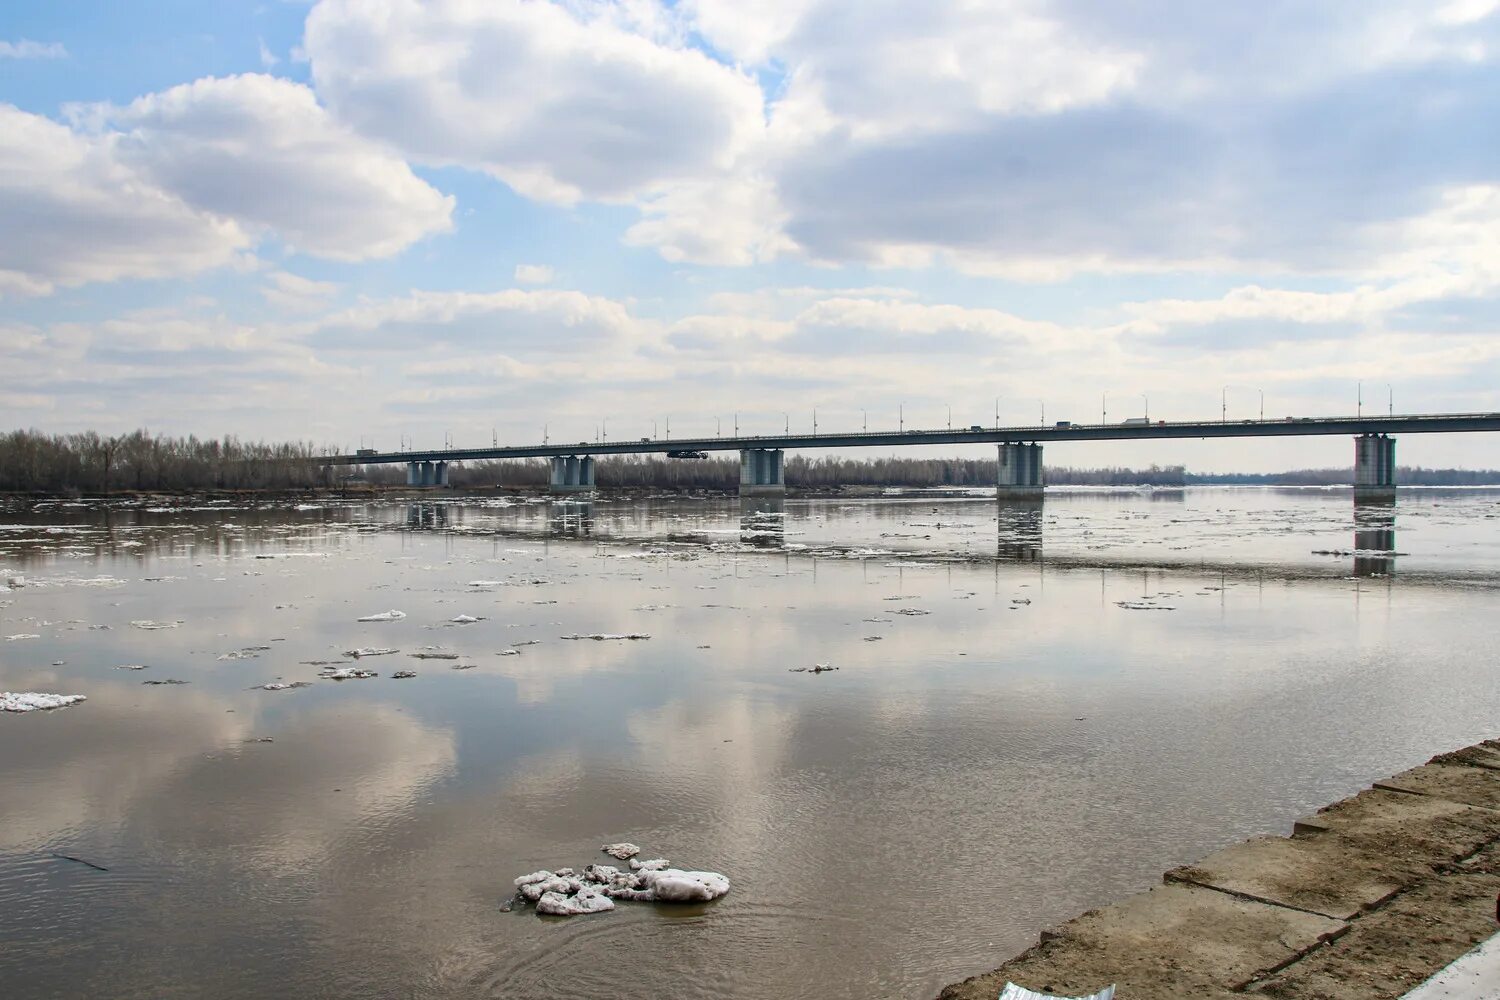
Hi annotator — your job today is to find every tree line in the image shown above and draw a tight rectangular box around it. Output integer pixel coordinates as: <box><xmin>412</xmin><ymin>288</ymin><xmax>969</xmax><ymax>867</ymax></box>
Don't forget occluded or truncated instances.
<box><xmin>2</xmin><ymin>428</ymin><xmax>1497</xmax><ymax>492</ymax></box>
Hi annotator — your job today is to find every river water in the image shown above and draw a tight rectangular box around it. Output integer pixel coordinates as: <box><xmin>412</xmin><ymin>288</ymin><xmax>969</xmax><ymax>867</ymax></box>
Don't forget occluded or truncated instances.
<box><xmin>2</xmin><ymin>487</ymin><xmax>1499</xmax><ymax>999</ymax></box>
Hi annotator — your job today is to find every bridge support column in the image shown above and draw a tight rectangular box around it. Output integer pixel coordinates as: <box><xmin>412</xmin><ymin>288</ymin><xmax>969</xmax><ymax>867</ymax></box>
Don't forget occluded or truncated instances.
<box><xmin>419</xmin><ymin>461</ymin><xmax>435</xmax><ymax>487</ymax></box>
<box><xmin>739</xmin><ymin>448</ymin><xmax>785</xmax><ymax>495</ymax></box>
<box><xmin>407</xmin><ymin>461</ymin><xmax>421</xmax><ymax>486</ymax></box>
<box><xmin>997</xmin><ymin>443</ymin><xmax>1044</xmax><ymax>498</ymax></box>
<box><xmin>549</xmin><ymin>455</ymin><xmax>595</xmax><ymax>493</ymax></box>
<box><xmin>1354</xmin><ymin>434</ymin><xmax>1396</xmax><ymax>497</ymax></box>
<box><xmin>434</xmin><ymin>461</ymin><xmax>450</xmax><ymax>488</ymax></box>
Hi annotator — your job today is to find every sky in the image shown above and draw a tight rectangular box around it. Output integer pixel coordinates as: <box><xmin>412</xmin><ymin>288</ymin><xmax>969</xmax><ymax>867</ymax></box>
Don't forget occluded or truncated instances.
<box><xmin>3</xmin><ymin>0</ymin><xmax>1500</xmax><ymax>472</ymax></box>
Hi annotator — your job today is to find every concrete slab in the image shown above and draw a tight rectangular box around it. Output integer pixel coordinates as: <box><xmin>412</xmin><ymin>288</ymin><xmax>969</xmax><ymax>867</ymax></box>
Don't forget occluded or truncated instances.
<box><xmin>1292</xmin><ymin>787</ymin><xmax>1500</xmax><ymax>864</ymax></box>
<box><xmin>1167</xmin><ymin>834</ymin><xmax>1426</xmax><ymax>920</ymax></box>
<box><xmin>1376</xmin><ymin>762</ymin><xmax>1500</xmax><ymax>812</ymax></box>
<box><xmin>1402</xmin><ymin>930</ymin><xmax>1500</xmax><ymax>1000</ymax></box>
<box><xmin>937</xmin><ymin>883</ymin><xmax>1345</xmax><ymax>1000</ymax></box>
<box><xmin>1430</xmin><ymin>742</ymin><xmax>1500</xmax><ymax>773</ymax></box>
<box><xmin>1248</xmin><ymin>873</ymin><xmax>1500</xmax><ymax>999</ymax></box>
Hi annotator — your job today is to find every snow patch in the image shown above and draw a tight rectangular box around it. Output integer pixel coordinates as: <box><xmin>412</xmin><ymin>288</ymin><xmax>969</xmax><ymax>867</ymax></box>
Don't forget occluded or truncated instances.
<box><xmin>1</xmin><ymin>692</ymin><xmax>86</xmax><ymax>712</ymax></box>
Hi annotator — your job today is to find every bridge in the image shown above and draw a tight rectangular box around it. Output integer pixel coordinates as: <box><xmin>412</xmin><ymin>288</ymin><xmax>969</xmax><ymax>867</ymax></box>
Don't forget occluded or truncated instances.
<box><xmin>328</xmin><ymin>412</ymin><xmax>1500</xmax><ymax>498</ymax></box>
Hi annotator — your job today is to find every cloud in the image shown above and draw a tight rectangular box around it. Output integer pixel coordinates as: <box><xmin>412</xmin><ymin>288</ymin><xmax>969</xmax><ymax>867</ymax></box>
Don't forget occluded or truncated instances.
<box><xmin>0</xmin><ymin>104</ymin><xmax>249</xmax><ymax>296</ymax></box>
<box><xmin>309</xmin><ymin>288</ymin><xmax>643</xmax><ymax>354</ymax></box>
<box><xmin>94</xmin><ymin>74</ymin><xmax>454</xmax><ymax>261</ymax></box>
<box><xmin>261</xmin><ymin>270</ymin><xmax>340</xmax><ymax>311</ymax></box>
<box><xmin>304</xmin><ymin>0</ymin><xmax>765</xmax><ymax>204</ymax></box>
<box><xmin>0</xmin><ymin>38</ymin><xmax>66</xmax><ymax>59</ymax></box>
<box><xmin>513</xmin><ymin>264</ymin><xmax>554</xmax><ymax>285</ymax></box>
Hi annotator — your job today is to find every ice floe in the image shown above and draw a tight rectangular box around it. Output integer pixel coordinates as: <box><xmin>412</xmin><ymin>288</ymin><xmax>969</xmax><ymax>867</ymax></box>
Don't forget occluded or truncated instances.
<box><xmin>256</xmin><ymin>681</ymin><xmax>311</xmax><ymax>691</ymax></box>
<box><xmin>392</xmin><ymin>670</ymin><xmax>417</xmax><ymax>679</ymax></box>
<box><xmin>449</xmin><ymin>614</ymin><xmax>483</xmax><ymax>624</ymax></box>
<box><xmin>789</xmin><ymin>664</ymin><xmax>838</xmax><ymax>673</ymax></box>
<box><xmin>320</xmin><ymin>666</ymin><xmax>377</xmax><ymax>680</ymax></box>
<box><xmin>357</xmin><ymin>610</ymin><xmax>406</xmax><ymax>622</ymax></box>
<box><xmin>1</xmin><ymin>692</ymin><xmax>86</xmax><ymax>712</ymax></box>
<box><xmin>130</xmin><ymin>620</ymin><xmax>180</xmax><ymax>630</ymax></box>
<box><xmin>4</xmin><ymin>634</ymin><xmax>40</xmax><ymax>641</ymax></box>
<box><xmin>561</xmin><ymin>633</ymin><xmax>651</xmax><ymax>641</ymax></box>
<box><xmin>511</xmin><ymin>847</ymin><xmax>729</xmax><ymax>918</ymax></box>
<box><xmin>344</xmin><ymin>647</ymin><xmax>399</xmax><ymax>658</ymax></box>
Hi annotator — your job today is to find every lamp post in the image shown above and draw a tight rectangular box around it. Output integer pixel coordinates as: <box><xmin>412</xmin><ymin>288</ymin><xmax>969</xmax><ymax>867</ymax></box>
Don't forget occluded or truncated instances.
<box><xmin>899</xmin><ymin>403</ymin><xmax>904</xmax><ymax>432</ymax></box>
<box><xmin>1387</xmin><ymin>384</ymin><xmax>1393</xmax><ymax>417</ymax></box>
<box><xmin>782</xmin><ymin>412</ymin><xmax>789</xmax><ymax>435</ymax></box>
<box><xmin>862</xmin><ymin>409</ymin><xmax>867</xmax><ymax>432</ymax></box>
<box><xmin>1102</xmin><ymin>393</ymin><xmax>1108</xmax><ymax>424</ymax></box>
<box><xmin>1258</xmin><ymin>389</ymin><xmax>1264</xmax><ymax>422</ymax></box>
<box><xmin>1357</xmin><ymin>380</ymin><xmax>1362</xmax><ymax>417</ymax></box>
<box><xmin>947</xmin><ymin>404</ymin><xmax>951</xmax><ymax>430</ymax></box>
<box><xmin>734</xmin><ymin>412</ymin><xmax>738</xmax><ymax>436</ymax></box>
<box><xmin>1141</xmin><ymin>393</ymin><xmax>1149</xmax><ymax>421</ymax></box>
<box><xmin>813</xmin><ymin>408</ymin><xmax>818</xmax><ymax>435</ymax></box>
<box><xmin>1222</xmin><ymin>386</ymin><xmax>1228</xmax><ymax>423</ymax></box>
<box><xmin>994</xmin><ymin>396</ymin><xmax>999</xmax><ymax>430</ymax></box>
<box><xmin>716</xmin><ymin>416</ymin><xmax>721</xmax><ymax>437</ymax></box>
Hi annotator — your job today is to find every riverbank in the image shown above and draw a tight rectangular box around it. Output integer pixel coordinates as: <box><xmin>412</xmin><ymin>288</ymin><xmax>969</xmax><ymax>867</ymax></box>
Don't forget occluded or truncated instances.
<box><xmin>939</xmin><ymin>740</ymin><xmax>1500</xmax><ymax>999</ymax></box>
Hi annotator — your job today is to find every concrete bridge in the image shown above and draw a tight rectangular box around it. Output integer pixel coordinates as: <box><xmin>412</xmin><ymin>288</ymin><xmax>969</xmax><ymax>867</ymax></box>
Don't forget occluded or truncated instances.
<box><xmin>329</xmin><ymin>412</ymin><xmax>1500</xmax><ymax>498</ymax></box>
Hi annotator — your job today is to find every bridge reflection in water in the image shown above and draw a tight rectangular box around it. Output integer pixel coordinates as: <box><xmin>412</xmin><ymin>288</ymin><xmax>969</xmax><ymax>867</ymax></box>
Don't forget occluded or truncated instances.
<box><xmin>405</xmin><ymin>503</ymin><xmax>448</xmax><ymax>529</ymax></box>
<box><xmin>739</xmin><ymin>497</ymin><xmax>786</xmax><ymax>548</ymax></box>
<box><xmin>548</xmin><ymin>501</ymin><xmax>594</xmax><ymax>538</ymax></box>
<box><xmin>996</xmin><ymin>500</ymin><xmax>1044</xmax><ymax>563</ymax></box>
<box><xmin>1353</xmin><ymin>497</ymin><xmax>1397</xmax><ymax>578</ymax></box>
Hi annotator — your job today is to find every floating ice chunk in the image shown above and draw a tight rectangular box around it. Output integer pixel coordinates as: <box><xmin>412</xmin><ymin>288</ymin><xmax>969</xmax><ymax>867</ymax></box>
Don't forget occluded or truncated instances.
<box><xmin>582</xmin><ymin>864</ymin><xmax>620</xmax><ymax>883</ymax></box>
<box><xmin>610</xmin><ymin>868</ymin><xmax>731</xmax><ymax>903</ymax></box>
<box><xmin>514</xmin><ymin>870</ymin><xmax>554</xmax><ymax>887</ymax></box>
<box><xmin>392</xmin><ymin>670</ymin><xmax>417</xmax><ymax>679</ymax></box>
<box><xmin>115</xmin><ymin>664</ymin><xmax>148</xmax><ymax>670</ymax></box>
<box><xmin>999</xmin><ymin>984</ymin><xmax>1114</xmax><ymax>1000</ymax></box>
<box><xmin>320</xmin><ymin>667</ymin><xmax>377</xmax><ymax>680</ymax></box>
<box><xmin>450</xmin><ymin>614</ymin><xmax>483</xmax><ymax>624</ymax></box>
<box><xmin>563</xmin><ymin>634</ymin><xmax>651</xmax><ymax>642</ymax></box>
<box><xmin>468</xmin><ymin>580</ymin><xmax>501</xmax><ymax>587</ymax></box>
<box><xmin>519</xmin><ymin>876</ymin><xmax>576</xmax><ymax>902</ymax></box>
<box><xmin>536</xmin><ymin>888</ymin><xmax>614</xmax><ymax>916</ymax></box>
<box><xmin>130</xmin><ymin>620</ymin><xmax>180</xmax><ymax>630</ymax></box>
<box><xmin>4</xmin><ymin>634</ymin><xmax>40</xmax><ymax>641</ymax></box>
<box><xmin>257</xmin><ymin>681</ymin><xmax>311</xmax><ymax>691</ymax></box>
<box><xmin>142</xmin><ymin>679</ymin><xmax>189</xmax><ymax>685</ymax></box>
<box><xmin>411</xmin><ymin>649</ymin><xmax>459</xmax><ymax>660</ymax></box>
<box><xmin>628</xmin><ymin>858</ymin><xmax>670</xmax><ymax>871</ymax></box>
<box><xmin>602</xmin><ymin>843</ymin><xmax>641</xmax><ymax>860</ymax></box>
<box><xmin>1</xmin><ymin>692</ymin><xmax>86</xmax><ymax>712</ymax></box>
<box><xmin>497</xmin><ymin>649</ymin><xmax>520</xmax><ymax>656</ymax></box>
<box><xmin>357</xmin><ymin>610</ymin><xmax>406</xmax><ymax>622</ymax></box>
<box><xmin>892</xmin><ymin>608</ymin><xmax>930</xmax><ymax>616</ymax></box>
<box><xmin>344</xmin><ymin>647</ymin><xmax>398</xmax><ymax>658</ymax></box>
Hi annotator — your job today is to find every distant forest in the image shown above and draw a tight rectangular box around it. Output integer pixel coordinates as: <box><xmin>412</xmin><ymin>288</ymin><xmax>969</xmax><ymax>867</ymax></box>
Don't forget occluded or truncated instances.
<box><xmin>1</xmin><ymin>429</ymin><xmax>1498</xmax><ymax>492</ymax></box>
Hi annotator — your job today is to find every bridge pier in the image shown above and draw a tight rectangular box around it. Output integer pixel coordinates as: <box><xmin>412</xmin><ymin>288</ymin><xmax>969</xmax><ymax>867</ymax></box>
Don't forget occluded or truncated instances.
<box><xmin>1354</xmin><ymin>434</ymin><xmax>1396</xmax><ymax>497</ymax></box>
<box><xmin>549</xmin><ymin>455</ymin><xmax>595</xmax><ymax>492</ymax></box>
<box><xmin>434</xmin><ymin>461</ymin><xmax>449</xmax><ymax>487</ymax></box>
<box><xmin>739</xmin><ymin>448</ymin><xmax>785</xmax><ymax>495</ymax></box>
<box><xmin>997</xmin><ymin>443</ymin><xmax>1044</xmax><ymax>498</ymax></box>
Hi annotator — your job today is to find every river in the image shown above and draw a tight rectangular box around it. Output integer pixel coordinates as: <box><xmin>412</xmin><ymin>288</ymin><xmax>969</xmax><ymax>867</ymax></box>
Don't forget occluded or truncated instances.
<box><xmin>2</xmin><ymin>487</ymin><xmax>1498</xmax><ymax>998</ymax></box>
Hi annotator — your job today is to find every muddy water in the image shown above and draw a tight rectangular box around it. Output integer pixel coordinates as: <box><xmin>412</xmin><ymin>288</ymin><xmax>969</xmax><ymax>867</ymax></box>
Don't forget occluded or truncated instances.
<box><xmin>1</xmin><ymin>488</ymin><xmax>1499</xmax><ymax>999</ymax></box>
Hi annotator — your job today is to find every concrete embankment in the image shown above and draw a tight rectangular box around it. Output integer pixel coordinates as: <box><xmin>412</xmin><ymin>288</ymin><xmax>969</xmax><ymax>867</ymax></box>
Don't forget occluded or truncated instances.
<box><xmin>940</xmin><ymin>740</ymin><xmax>1500</xmax><ymax>1000</ymax></box>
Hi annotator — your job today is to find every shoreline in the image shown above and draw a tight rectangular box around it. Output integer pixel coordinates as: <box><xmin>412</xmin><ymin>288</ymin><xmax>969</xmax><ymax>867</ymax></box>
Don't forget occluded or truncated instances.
<box><xmin>938</xmin><ymin>739</ymin><xmax>1500</xmax><ymax>999</ymax></box>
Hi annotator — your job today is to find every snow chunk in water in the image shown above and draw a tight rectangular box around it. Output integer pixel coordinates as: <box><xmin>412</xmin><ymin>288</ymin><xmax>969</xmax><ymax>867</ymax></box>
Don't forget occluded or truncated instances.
<box><xmin>450</xmin><ymin>615</ymin><xmax>483</xmax><ymax>624</ymax></box>
<box><xmin>610</xmin><ymin>868</ymin><xmax>731</xmax><ymax>903</ymax></box>
<box><xmin>320</xmin><ymin>666</ymin><xmax>377</xmax><ymax>680</ymax></box>
<box><xmin>536</xmin><ymin>888</ymin><xmax>614</xmax><ymax>916</ymax></box>
<box><xmin>4</xmin><ymin>634</ymin><xmax>40</xmax><ymax>641</ymax></box>
<box><xmin>563</xmin><ymin>634</ymin><xmax>651</xmax><ymax>642</ymax></box>
<box><xmin>2</xmin><ymin>692</ymin><xmax>86</xmax><ymax>712</ymax></box>
<box><xmin>130</xmin><ymin>620</ymin><xmax>181</xmax><ymax>629</ymax></box>
<box><xmin>628</xmin><ymin>858</ymin><xmax>670</xmax><ymax>871</ymax></box>
<box><xmin>344</xmin><ymin>647</ymin><xmax>398</xmax><ymax>658</ymax></box>
<box><xmin>357</xmin><ymin>610</ymin><xmax>406</xmax><ymax>622</ymax></box>
<box><xmin>602</xmin><ymin>843</ymin><xmax>641</xmax><ymax>860</ymax></box>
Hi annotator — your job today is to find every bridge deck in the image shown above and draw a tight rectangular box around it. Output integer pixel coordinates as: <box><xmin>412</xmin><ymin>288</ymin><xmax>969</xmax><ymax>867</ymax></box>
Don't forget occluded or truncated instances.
<box><xmin>330</xmin><ymin>413</ymin><xmax>1500</xmax><ymax>465</ymax></box>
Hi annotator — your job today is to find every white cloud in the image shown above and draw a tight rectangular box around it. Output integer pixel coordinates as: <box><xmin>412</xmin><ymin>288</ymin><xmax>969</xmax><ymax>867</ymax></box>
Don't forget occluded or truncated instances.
<box><xmin>513</xmin><ymin>264</ymin><xmax>554</xmax><ymax>285</ymax></box>
<box><xmin>94</xmin><ymin>74</ymin><xmax>454</xmax><ymax>261</ymax></box>
<box><xmin>0</xmin><ymin>104</ymin><xmax>249</xmax><ymax>296</ymax></box>
<box><xmin>258</xmin><ymin>38</ymin><xmax>280</xmax><ymax>69</ymax></box>
<box><xmin>261</xmin><ymin>270</ymin><xmax>340</xmax><ymax>310</ymax></box>
<box><xmin>304</xmin><ymin>0</ymin><xmax>765</xmax><ymax>204</ymax></box>
<box><xmin>0</xmin><ymin>39</ymin><xmax>66</xmax><ymax>59</ymax></box>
